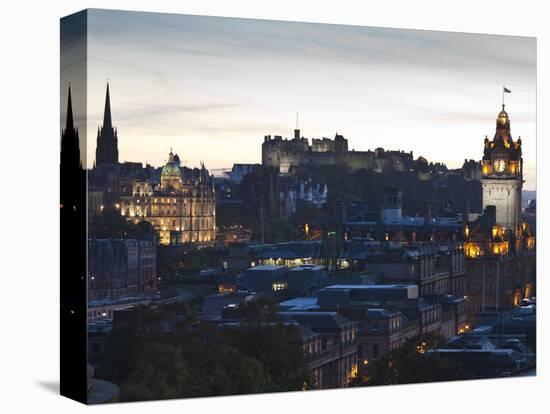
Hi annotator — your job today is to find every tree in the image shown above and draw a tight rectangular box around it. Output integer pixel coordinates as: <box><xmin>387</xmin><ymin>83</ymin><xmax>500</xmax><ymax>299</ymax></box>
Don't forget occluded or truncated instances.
<box><xmin>96</xmin><ymin>303</ymin><xmax>194</xmax><ymax>384</ymax></box>
<box><xmin>222</xmin><ymin>323</ymin><xmax>312</xmax><ymax>392</ymax></box>
<box><xmin>352</xmin><ymin>333</ymin><xmax>466</xmax><ymax>386</ymax></box>
<box><xmin>95</xmin><ymin>300</ymin><xmax>312</xmax><ymax>401</ymax></box>
<box><xmin>240</xmin><ymin>297</ymin><xmax>279</xmax><ymax>327</ymax></box>
<box><xmin>120</xmin><ymin>342</ymin><xmax>191</xmax><ymax>401</ymax></box>
<box><xmin>89</xmin><ymin>207</ymin><xmax>154</xmax><ymax>240</ymax></box>
<box><xmin>178</xmin><ymin>327</ymin><xmax>273</xmax><ymax>397</ymax></box>
<box><xmin>222</xmin><ymin>299</ymin><xmax>312</xmax><ymax>392</ymax></box>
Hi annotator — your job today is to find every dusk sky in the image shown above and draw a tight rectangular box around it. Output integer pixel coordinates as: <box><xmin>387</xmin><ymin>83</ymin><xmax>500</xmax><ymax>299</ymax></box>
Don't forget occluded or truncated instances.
<box><xmin>63</xmin><ymin>9</ymin><xmax>536</xmax><ymax>189</ymax></box>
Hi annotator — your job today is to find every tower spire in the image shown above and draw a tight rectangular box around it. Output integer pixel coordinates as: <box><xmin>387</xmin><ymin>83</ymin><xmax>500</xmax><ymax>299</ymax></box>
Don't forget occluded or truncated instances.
<box><xmin>95</xmin><ymin>80</ymin><xmax>119</xmax><ymax>166</ymax></box>
<box><xmin>103</xmin><ymin>82</ymin><xmax>112</xmax><ymax>129</ymax></box>
<box><xmin>65</xmin><ymin>84</ymin><xmax>74</xmax><ymax>132</ymax></box>
<box><xmin>61</xmin><ymin>83</ymin><xmax>81</xmax><ymax>175</ymax></box>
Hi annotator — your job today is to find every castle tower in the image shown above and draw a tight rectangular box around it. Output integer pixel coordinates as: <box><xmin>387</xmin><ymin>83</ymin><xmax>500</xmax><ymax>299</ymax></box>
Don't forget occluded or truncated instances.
<box><xmin>481</xmin><ymin>104</ymin><xmax>523</xmax><ymax>236</ymax></box>
<box><xmin>95</xmin><ymin>82</ymin><xmax>119</xmax><ymax>166</ymax></box>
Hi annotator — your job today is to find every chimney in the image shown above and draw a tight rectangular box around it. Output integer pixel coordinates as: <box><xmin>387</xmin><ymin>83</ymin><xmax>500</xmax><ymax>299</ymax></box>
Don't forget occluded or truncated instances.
<box><xmin>383</xmin><ymin>187</ymin><xmax>403</xmax><ymax>222</ymax></box>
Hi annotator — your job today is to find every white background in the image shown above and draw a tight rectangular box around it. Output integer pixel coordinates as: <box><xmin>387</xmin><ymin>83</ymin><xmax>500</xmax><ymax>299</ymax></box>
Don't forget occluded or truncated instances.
<box><xmin>0</xmin><ymin>0</ymin><xmax>547</xmax><ymax>412</ymax></box>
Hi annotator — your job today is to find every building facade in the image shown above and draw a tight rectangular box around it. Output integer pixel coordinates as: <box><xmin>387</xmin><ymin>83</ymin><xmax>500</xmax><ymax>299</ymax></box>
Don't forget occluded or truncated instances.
<box><xmin>362</xmin><ymin>242</ymin><xmax>467</xmax><ymax>298</ymax></box>
<box><xmin>120</xmin><ymin>149</ymin><xmax>216</xmax><ymax>245</ymax></box>
<box><xmin>280</xmin><ymin>312</ymin><xmax>358</xmax><ymax>389</ymax></box>
<box><xmin>465</xmin><ymin>105</ymin><xmax>536</xmax><ymax>313</ymax></box>
<box><xmin>88</xmin><ymin>238</ymin><xmax>157</xmax><ymax>300</ymax></box>
<box><xmin>313</xmin><ymin>284</ymin><xmax>468</xmax><ymax>361</ymax></box>
<box><xmin>481</xmin><ymin>104</ymin><xmax>523</xmax><ymax>236</ymax></box>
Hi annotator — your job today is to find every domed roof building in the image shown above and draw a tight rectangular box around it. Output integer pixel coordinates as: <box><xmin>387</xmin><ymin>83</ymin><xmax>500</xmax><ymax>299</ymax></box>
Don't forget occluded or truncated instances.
<box><xmin>160</xmin><ymin>149</ymin><xmax>183</xmax><ymax>191</ymax></box>
<box><xmin>161</xmin><ymin>150</ymin><xmax>181</xmax><ymax>176</ymax></box>
<box><xmin>120</xmin><ymin>148</ymin><xmax>216</xmax><ymax>245</ymax></box>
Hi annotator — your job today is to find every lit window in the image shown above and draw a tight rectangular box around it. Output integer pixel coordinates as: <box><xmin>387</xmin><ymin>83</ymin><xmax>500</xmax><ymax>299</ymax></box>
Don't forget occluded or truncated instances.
<box><xmin>272</xmin><ymin>282</ymin><xmax>287</xmax><ymax>292</ymax></box>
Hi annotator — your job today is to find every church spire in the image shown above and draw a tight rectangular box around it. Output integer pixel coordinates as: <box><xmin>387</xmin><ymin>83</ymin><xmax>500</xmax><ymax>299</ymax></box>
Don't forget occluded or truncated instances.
<box><xmin>65</xmin><ymin>84</ymin><xmax>74</xmax><ymax>132</ymax></box>
<box><xmin>61</xmin><ymin>84</ymin><xmax>81</xmax><ymax>174</ymax></box>
<box><xmin>95</xmin><ymin>81</ymin><xmax>119</xmax><ymax>166</ymax></box>
<box><xmin>103</xmin><ymin>82</ymin><xmax>112</xmax><ymax>129</ymax></box>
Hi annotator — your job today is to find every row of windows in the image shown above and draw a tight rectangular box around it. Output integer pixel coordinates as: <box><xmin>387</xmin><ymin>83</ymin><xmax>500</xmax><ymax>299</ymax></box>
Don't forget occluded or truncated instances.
<box><xmin>304</xmin><ymin>338</ymin><xmax>322</xmax><ymax>355</ymax></box>
<box><xmin>88</xmin><ymin>308</ymin><xmax>113</xmax><ymax>319</ymax></box>
<box><xmin>422</xmin><ymin>307</ymin><xmax>442</xmax><ymax>325</ymax></box>
<box><xmin>341</xmin><ymin>327</ymin><xmax>356</xmax><ymax>344</ymax></box>
<box><xmin>369</xmin><ymin>317</ymin><xmax>400</xmax><ymax>333</ymax></box>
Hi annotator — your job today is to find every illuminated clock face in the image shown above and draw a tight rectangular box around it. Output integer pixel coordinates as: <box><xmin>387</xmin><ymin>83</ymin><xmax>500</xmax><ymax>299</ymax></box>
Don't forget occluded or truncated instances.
<box><xmin>493</xmin><ymin>159</ymin><xmax>506</xmax><ymax>173</ymax></box>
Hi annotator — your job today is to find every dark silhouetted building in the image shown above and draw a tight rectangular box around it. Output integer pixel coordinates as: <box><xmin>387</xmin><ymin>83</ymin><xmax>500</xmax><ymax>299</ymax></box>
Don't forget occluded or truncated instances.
<box><xmin>95</xmin><ymin>83</ymin><xmax>119</xmax><ymax>167</ymax></box>
<box><xmin>88</xmin><ymin>238</ymin><xmax>157</xmax><ymax>300</ymax></box>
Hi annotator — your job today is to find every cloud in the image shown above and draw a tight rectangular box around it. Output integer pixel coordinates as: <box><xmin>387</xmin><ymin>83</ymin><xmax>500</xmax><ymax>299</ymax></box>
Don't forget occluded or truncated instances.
<box><xmin>77</xmin><ymin>9</ymin><xmax>535</xmax><ymax>190</ymax></box>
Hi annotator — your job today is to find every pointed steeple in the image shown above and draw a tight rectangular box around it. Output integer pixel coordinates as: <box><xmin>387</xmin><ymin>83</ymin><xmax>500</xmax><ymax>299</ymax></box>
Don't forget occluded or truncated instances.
<box><xmin>103</xmin><ymin>82</ymin><xmax>112</xmax><ymax>129</ymax></box>
<box><xmin>96</xmin><ymin>81</ymin><xmax>119</xmax><ymax>166</ymax></box>
<box><xmin>65</xmin><ymin>84</ymin><xmax>74</xmax><ymax>132</ymax></box>
<box><xmin>61</xmin><ymin>83</ymin><xmax>81</xmax><ymax>174</ymax></box>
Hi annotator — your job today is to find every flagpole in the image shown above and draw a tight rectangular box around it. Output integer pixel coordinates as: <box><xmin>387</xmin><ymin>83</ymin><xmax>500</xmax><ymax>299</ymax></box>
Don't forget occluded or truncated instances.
<box><xmin>502</xmin><ymin>86</ymin><xmax>511</xmax><ymax>106</ymax></box>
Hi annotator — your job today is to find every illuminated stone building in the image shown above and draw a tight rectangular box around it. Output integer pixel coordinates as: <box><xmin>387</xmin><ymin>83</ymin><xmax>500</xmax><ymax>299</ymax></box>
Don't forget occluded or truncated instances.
<box><xmin>120</xmin><ymin>149</ymin><xmax>216</xmax><ymax>245</ymax></box>
<box><xmin>464</xmin><ymin>205</ymin><xmax>535</xmax><ymax>313</ymax></box>
<box><xmin>480</xmin><ymin>104</ymin><xmax>523</xmax><ymax>236</ymax></box>
<box><xmin>464</xmin><ymin>105</ymin><xmax>536</xmax><ymax>313</ymax></box>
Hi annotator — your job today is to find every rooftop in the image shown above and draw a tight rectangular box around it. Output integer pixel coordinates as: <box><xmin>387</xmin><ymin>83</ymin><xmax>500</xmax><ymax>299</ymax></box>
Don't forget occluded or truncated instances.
<box><xmin>279</xmin><ymin>311</ymin><xmax>355</xmax><ymax>330</ymax></box>
<box><xmin>366</xmin><ymin>308</ymin><xmax>397</xmax><ymax>318</ymax></box>
<box><xmin>322</xmin><ymin>284</ymin><xmax>417</xmax><ymax>290</ymax></box>
<box><xmin>279</xmin><ymin>297</ymin><xmax>319</xmax><ymax>311</ymax></box>
<box><xmin>246</xmin><ymin>264</ymin><xmax>288</xmax><ymax>271</ymax></box>
<box><xmin>288</xmin><ymin>265</ymin><xmax>326</xmax><ymax>272</ymax></box>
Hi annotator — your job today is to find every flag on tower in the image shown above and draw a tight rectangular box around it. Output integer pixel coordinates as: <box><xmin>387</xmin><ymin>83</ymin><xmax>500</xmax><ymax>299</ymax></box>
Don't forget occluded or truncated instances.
<box><xmin>503</xmin><ymin>86</ymin><xmax>511</xmax><ymax>93</ymax></box>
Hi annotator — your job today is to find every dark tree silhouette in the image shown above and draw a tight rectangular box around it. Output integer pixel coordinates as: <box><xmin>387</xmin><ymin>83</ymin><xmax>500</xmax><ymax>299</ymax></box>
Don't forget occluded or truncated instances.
<box><xmin>351</xmin><ymin>333</ymin><xmax>466</xmax><ymax>386</ymax></box>
<box><xmin>89</xmin><ymin>207</ymin><xmax>154</xmax><ymax>240</ymax></box>
<box><xmin>96</xmin><ymin>301</ymin><xmax>311</xmax><ymax>401</ymax></box>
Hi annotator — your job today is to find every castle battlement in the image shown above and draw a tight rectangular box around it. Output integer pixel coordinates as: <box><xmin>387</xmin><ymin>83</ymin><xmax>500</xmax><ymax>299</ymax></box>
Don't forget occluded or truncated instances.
<box><xmin>262</xmin><ymin>129</ymin><xmax>415</xmax><ymax>173</ymax></box>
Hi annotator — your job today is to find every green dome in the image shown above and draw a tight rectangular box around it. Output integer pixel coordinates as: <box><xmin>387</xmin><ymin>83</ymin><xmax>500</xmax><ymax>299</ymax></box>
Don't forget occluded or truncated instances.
<box><xmin>162</xmin><ymin>161</ymin><xmax>181</xmax><ymax>177</ymax></box>
<box><xmin>161</xmin><ymin>149</ymin><xmax>181</xmax><ymax>177</ymax></box>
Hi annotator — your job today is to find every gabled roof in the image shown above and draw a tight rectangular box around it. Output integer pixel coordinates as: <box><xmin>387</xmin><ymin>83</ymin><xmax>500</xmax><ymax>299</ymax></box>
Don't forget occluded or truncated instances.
<box><xmin>279</xmin><ymin>311</ymin><xmax>354</xmax><ymax>331</ymax></box>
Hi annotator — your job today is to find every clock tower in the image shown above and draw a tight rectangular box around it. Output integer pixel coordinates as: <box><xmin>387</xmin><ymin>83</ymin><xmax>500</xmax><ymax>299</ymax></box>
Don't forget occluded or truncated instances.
<box><xmin>481</xmin><ymin>104</ymin><xmax>523</xmax><ymax>236</ymax></box>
